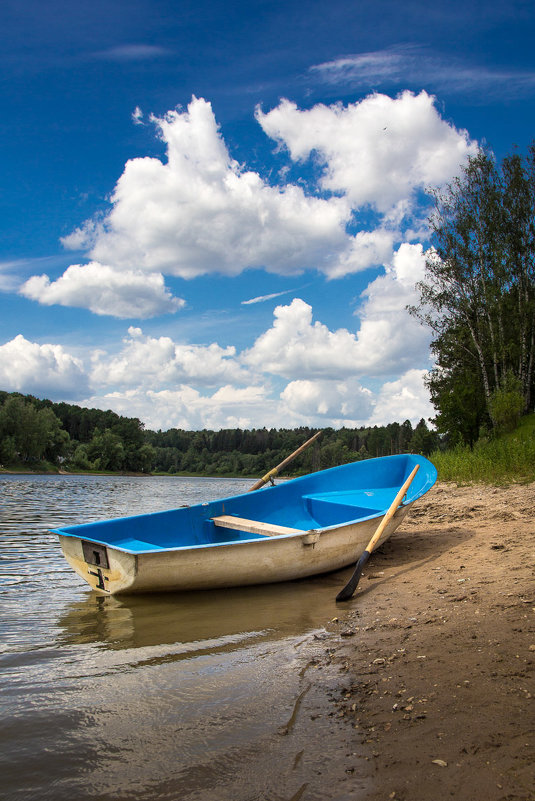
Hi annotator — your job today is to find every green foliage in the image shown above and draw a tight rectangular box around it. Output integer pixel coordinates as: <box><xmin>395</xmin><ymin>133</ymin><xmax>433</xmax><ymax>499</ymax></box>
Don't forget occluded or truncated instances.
<box><xmin>431</xmin><ymin>413</ymin><xmax>535</xmax><ymax>483</ymax></box>
<box><xmin>0</xmin><ymin>390</ymin><xmax>439</xmax><ymax>477</ymax></box>
<box><xmin>137</xmin><ymin>444</ymin><xmax>157</xmax><ymax>473</ymax></box>
<box><xmin>0</xmin><ymin>434</ymin><xmax>17</xmax><ymax>464</ymax></box>
<box><xmin>424</xmin><ymin>323</ymin><xmax>488</xmax><ymax>447</ymax></box>
<box><xmin>411</xmin><ymin>144</ymin><xmax>535</xmax><ymax>444</ymax></box>
<box><xmin>0</xmin><ymin>395</ymin><xmax>69</xmax><ymax>465</ymax></box>
<box><xmin>488</xmin><ymin>373</ymin><xmax>524</xmax><ymax>434</ymax></box>
<box><xmin>146</xmin><ymin>419</ymin><xmax>437</xmax><ymax>475</ymax></box>
<box><xmin>0</xmin><ymin>391</ymin><xmax>148</xmax><ymax>472</ymax></box>
<box><xmin>71</xmin><ymin>444</ymin><xmax>92</xmax><ymax>471</ymax></box>
<box><xmin>409</xmin><ymin>418</ymin><xmax>439</xmax><ymax>456</ymax></box>
<box><xmin>86</xmin><ymin>429</ymin><xmax>125</xmax><ymax>471</ymax></box>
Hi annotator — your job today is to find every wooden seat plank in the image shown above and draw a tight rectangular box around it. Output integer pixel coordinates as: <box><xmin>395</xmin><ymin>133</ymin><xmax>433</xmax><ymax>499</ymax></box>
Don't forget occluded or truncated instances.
<box><xmin>211</xmin><ymin>515</ymin><xmax>301</xmax><ymax>538</ymax></box>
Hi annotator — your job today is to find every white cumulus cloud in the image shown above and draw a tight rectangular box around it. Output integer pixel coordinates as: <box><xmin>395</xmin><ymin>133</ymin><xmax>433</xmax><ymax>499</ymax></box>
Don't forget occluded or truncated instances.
<box><xmin>256</xmin><ymin>91</ymin><xmax>476</xmax><ymax>213</ymax></box>
<box><xmin>45</xmin><ymin>91</ymin><xmax>476</xmax><ymax>308</ymax></box>
<box><xmin>2</xmin><ymin>240</ymin><xmax>434</xmax><ymax>427</ymax></box>
<box><xmin>91</xmin><ymin>327</ymin><xmax>253</xmax><ymax>388</ymax></box>
<box><xmin>0</xmin><ymin>335</ymin><xmax>89</xmax><ymax>400</ymax></box>
<box><xmin>243</xmin><ymin>245</ymin><xmax>431</xmax><ymax>382</ymax></box>
<box><xmin>81</xmin><ymin>385</ymin><xmax>275</xmax><ymax>432</ymax></box>
<box><xmin>350</xmin><ymin>242</ymin><xmax>432</xmax><ymax>374</ymax></box>
<box><xmin>368</xmin><ymin>369</ymin><xmax>434</xmax><ymax>426</ymax></box>
<box><xmin>20</xmin><ymin>262</ymin><xmax>184</xmax><ymax>318</ymax></box>
<box><xmin>243</xmin><ymin>298</ymin><xmax>362</xmax><ymax>379</ymax></box>
<box><xmin>64</xmin><ymin>97</ymin><xmax>351</xmax><ymax>280</ymax></box>
<box><xmin>280</xmin><ymin>377</ymin><xmax>373</xmax><ymax>426</ymax></box>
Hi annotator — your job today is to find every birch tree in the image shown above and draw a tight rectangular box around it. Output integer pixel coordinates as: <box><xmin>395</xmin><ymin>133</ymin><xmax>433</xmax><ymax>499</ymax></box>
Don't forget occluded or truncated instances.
<box><xmin>410</xmin><ymin>145</ymin><xmax>535</xmax><ymax>440</ymax></box>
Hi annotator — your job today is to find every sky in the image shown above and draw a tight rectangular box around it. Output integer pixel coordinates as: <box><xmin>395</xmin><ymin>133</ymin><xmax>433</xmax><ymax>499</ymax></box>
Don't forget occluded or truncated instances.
<box><xmin>1</xmin><ymin>0</ymin><xmax>534</xmax><ymax>432</ymax></box>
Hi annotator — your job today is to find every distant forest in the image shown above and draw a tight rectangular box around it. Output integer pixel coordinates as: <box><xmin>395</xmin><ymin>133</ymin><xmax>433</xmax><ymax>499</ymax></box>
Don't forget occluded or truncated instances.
<box><xmin>0</xmin><ymin>390</ymin><xmax>438</xmax><ymax>475</ymax></box>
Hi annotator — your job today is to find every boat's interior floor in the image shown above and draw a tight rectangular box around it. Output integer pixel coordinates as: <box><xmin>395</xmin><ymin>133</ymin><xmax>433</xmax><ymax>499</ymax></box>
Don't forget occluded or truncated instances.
<box><xmin>72</xmin><ymin>487</ymin><xmax>401</xmax><ymax>553</ymax></box>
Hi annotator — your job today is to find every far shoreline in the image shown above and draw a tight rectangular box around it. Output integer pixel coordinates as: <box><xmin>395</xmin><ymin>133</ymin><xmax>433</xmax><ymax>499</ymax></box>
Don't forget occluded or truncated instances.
<box><xmin>0</xmin><ymin>466</ymin><xmax>275</xmax><ymax>480</ymax></box>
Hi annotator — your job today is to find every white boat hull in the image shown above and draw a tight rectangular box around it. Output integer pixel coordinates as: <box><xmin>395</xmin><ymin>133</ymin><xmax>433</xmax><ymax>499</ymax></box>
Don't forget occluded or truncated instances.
<box><xmin>59</xmin><ymin>504</ymin><xmax>410</xmax><ymax>595</ymax></box>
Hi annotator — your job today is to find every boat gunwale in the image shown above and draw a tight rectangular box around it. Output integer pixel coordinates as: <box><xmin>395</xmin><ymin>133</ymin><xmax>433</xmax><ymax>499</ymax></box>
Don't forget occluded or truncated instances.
<box><xmin>54</xmin><ymin>503</ymin><xmax>412</xmax><ymax>555</ymax></box>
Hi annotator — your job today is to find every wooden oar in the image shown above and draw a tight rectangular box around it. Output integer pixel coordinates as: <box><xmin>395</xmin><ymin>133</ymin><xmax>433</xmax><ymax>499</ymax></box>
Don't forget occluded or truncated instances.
<box><xmin>336</xmin><ymin>463</ymin><xmax>420</xmax><ymax>602</ymax></box>
<box><xmin>248</xmin><ymin>431</ymin><xmax>322</xmax><ymax>492</ymax></box>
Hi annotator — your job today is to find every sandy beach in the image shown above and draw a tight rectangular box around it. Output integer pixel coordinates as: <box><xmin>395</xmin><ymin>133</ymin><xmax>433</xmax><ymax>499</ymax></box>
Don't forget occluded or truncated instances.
<box><xmin>301</xmin><ymin>481</ymin><xmax>534</xmax><ymax>801</ymax></box>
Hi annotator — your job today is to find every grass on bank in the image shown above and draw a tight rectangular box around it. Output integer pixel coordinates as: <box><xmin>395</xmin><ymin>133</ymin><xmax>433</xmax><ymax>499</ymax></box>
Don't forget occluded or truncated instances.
<box><xmin>0</xmin><ymin>459</ymin><xmax>60</xmax><ymax>474</ymax></box>
<box><xmin>431</xmin><ymin>413</ymin><xmax>535</xmax><ymax>484</ymax></box>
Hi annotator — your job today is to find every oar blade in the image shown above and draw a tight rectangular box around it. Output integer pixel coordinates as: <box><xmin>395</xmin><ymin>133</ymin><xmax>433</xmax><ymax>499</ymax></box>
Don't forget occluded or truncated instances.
<box><xmin>336</xmin><ymin>550</ymin><xmax>371</xmax><ymax>602</ymax></box>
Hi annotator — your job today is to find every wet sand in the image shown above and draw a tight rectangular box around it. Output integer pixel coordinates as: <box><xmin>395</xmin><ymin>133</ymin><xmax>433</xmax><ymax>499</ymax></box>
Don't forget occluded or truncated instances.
<box><xmin>301</xmin><ymin>481</ymin><xmax>534</xmax><ymax>801</ymax></box>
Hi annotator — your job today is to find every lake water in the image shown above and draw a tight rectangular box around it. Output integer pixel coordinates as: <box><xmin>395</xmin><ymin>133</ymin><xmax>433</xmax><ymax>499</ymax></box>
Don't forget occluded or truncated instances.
<box><xmin>0</xmin><ymin>475</ymin><xmax>360</xmax><ymax>801</ymax></box>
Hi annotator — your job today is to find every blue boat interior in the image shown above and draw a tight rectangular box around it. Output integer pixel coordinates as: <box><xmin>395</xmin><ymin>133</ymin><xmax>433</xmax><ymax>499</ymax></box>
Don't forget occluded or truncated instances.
<box><xmin>53</xmin><ymin>454</ymin><xmax>437</xmax><ymax>554</ymax></box>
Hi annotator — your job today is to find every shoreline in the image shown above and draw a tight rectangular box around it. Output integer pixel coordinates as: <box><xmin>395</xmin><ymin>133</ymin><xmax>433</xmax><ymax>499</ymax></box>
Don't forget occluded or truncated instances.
<box><xmin>302</xmin><ymin>481</ymin><xmax>534</xmax><ymax>800</ymax></box>
<box><xmin>0</xmin><ymin>467</ymin><xmax>262</xmax><ymax>479</ymax></box>
<box><xmin>0</xmin><ymin>468</ymin><xmax>294</xmax><ymax>481</ymax></box>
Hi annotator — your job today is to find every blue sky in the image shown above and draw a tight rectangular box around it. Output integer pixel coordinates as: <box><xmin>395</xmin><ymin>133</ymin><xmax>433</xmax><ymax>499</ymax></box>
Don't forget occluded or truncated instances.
<box><xmin>1</xmin><ymin>0</ymin><xmax>534</xmax><ymax>431</ymax></box>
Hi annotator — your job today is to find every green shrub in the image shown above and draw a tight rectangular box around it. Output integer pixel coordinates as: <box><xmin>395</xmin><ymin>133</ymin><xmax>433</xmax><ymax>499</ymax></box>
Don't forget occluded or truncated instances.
<box><xmin>431</xmin><ymin>413</ymin><xmax>535</xmax><ymax>483</ymax></box>
<box><xmin>489</xmin><ymin>374</ymin><xmax>524</xmax><ymax>434</ymax></box>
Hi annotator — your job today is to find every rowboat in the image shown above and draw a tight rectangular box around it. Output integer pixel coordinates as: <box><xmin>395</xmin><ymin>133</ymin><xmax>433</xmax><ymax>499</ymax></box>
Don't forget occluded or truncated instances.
<box><xmin>53</xmin><ymin>453</ymin><xmax>437</xmax><ymax>596</ymax></box>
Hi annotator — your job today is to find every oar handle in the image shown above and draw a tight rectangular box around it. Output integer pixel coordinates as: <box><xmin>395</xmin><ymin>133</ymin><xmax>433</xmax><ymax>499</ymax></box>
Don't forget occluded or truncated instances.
<box><xmin>248</xmin><ymin>431</ymin><xmax>322</xmax><ymax>491</ymax></box>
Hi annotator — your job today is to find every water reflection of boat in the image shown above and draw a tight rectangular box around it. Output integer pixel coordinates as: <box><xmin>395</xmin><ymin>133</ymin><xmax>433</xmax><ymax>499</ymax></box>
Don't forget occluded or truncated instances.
<box><xmin>53</xmin><ymin>455</ymin><xmax>437</xmax><ymax>595</ymax></box>
<box><xmin>56</xmin><ymin>574</ymin><xmax>346</xmax><ymax>653</ymax></box>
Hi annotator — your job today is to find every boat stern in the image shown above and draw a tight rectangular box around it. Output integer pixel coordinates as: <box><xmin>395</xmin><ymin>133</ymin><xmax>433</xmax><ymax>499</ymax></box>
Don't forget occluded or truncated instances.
<box><xmin>58</xmin><ymin>535</ymin><xmax>137</xmax><ymax>594</ymax></box>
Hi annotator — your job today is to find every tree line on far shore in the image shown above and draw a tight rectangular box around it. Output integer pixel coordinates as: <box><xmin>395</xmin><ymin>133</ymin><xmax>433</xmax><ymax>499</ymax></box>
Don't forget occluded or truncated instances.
<box><xmin>0</xmin><ymin>390</ymin><xmax>438</xmax><ymax>475</ymax></box>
